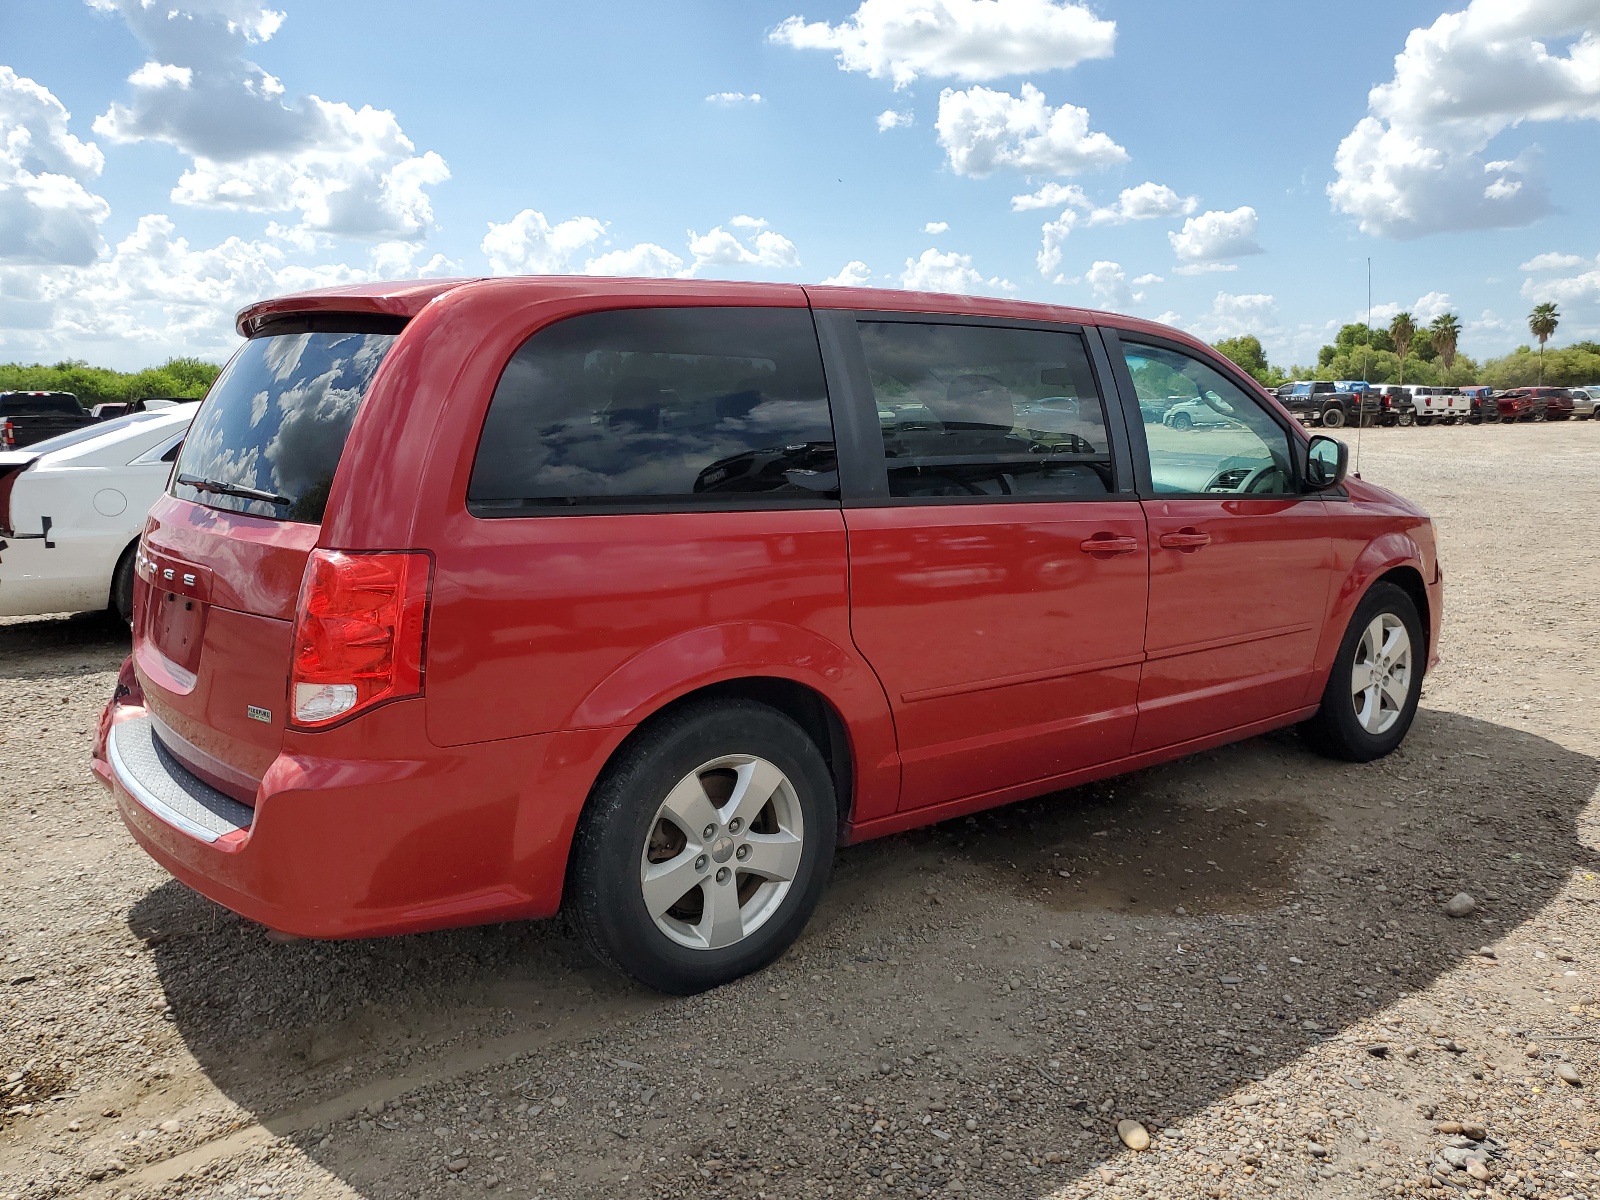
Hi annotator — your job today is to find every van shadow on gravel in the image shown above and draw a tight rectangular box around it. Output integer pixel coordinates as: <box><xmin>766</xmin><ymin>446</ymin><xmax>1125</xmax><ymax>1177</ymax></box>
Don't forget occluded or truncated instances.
<box><xmin>125</xmin><ymin>707</ymin><xmax>1597</xmax><ymax>1196</ymax></box>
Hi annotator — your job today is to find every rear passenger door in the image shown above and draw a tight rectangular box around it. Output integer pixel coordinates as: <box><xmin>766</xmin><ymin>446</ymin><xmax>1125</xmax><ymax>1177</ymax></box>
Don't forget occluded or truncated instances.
<box><xmin>819</xmin><ymin>312</ymin><xmax>1149</xmax><ymax>811</ymax></box>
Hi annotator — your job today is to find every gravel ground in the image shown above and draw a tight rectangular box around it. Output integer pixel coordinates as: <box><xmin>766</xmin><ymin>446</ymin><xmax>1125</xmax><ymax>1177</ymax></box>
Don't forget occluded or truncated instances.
<box><xmin>2</xmin><ymin>420</ymin><xmax>1598</xmax><ymax>1200</ymax></box>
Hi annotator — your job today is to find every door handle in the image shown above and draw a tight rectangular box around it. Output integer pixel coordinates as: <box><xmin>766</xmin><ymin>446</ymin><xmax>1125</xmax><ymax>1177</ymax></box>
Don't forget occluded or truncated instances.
<box><xmin>1079</xmin><ymin>534</ymin><xmax>1141</xmax><ymax>555</ymax></box>
<box><xmin>1158</xmin><ymin>529</ymin><xmax>1212</xmax><ymax>550</ymax></box>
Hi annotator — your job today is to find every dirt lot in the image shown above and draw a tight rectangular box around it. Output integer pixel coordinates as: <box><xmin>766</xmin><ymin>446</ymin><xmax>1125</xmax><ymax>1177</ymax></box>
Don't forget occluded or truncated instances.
<box><xmin>2</xmin><ymin>420</ymin><xmax>1598</xmax><ymax>1200</ymax></box>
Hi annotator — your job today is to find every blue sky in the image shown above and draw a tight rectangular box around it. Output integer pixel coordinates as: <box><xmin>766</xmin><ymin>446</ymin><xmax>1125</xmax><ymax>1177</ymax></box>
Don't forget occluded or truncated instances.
<box><xmin>2</xmin><ymin>0</ymin><xmax>1597</xmax><ymax>370</ymax></box>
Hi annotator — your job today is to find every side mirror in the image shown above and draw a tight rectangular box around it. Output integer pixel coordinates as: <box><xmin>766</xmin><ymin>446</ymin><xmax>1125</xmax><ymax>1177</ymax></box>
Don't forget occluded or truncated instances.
<box><xmin>1304</xmin><ymin>435</ymin><xmax>1348</xmax><ymax>491</ymax></box>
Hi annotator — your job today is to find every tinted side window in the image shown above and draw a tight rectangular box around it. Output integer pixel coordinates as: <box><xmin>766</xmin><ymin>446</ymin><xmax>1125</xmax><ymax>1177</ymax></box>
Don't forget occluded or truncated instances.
<box><xmin>1120</xmin><ymin>341</ymin><xmax>1294</xmax><ymax>496</ymax></box>
<box><xmin>858</xmin><ymin>322</ymin><xmax>1113</xmax><ymax>499</ymax></box>
<box><xmin>468</xmin><ymin>308</ymin><xmax>837</xmax><ymax>512</ymax></box>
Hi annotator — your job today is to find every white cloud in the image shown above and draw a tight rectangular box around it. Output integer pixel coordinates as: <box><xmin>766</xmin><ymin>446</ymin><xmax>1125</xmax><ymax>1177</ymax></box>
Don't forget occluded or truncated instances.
<box><xmin>1182</xmin><ymin>291</ymin><xmax>1280</xmax><ymax>342</ymax></box>
<box><xmin>1131</xmin><ymin>272</ymin><xmax>1163</xmax><ymax>286</ymax></box>
<box><xmin>876</xmin><ymin>109</ymin><xmax>914</xmax><ymax>131</ymax></box>
<box><xmin>0</xmin><ymin>211</ymin><xmax>455</xmax><ymax>363</ymax></box>
<box><xmin>770</xmin><ymin>0</ymin><xmax>1116</xmax><ymax>88</ymax></box>
<box><xmin>1010</xmin><ymin>181</ymin><xmax>1088</xmax><ymax>211</ymax></box>
<box><xmin>900</xmin><ymin>247</ymin><xmax>1012</xmax><ymax>294</ymax></box>
<box><xmin>706</xmin><ymin>91</ymin><xmax>763</xmax><ymax>104</ymax></box>
<box><xmin>1521</xmin><ymin>251</ymin><xmax>1587</xmax><ymax>271</ymax></box>
<box><xmin>1085</xmin><ymin>259</ymin><xmax>1142</xmax><ymax>309</ymax></box>
<box><xmin>685</xmin><ymin>224</ymin><xmax>801</xmax><ymax>275</ymax></box>
<box><xmin>584</xmin><ymin>243</ymin><xmax>685</xmax><ymax>278</ymax></box>
<box><xmin>923</xmin><ymin>220</ymin><xmax>950</xmax><ymax>234</ymax></box>
<box><xmin>481</xmin><ymin>209</ymin><xmax>607</xmax><ymax>275</ymax></box>
<box><xmin>1168</xmin><ymin>206</ymin><xmax>1262</xmax><ymax>268</ymax></box>
<box><xmin>1411</xmin><ymin>290</ymin><xmax>1454</xmax><ymax>322</ymax></box>
<box><xmin>88</xmin><ymin>0</ymin><xmax>449</xmax><ymax>239</ymax></box>
<box><xmin>1036</xmin><ymin>209</ymin><xmax>1076</xmax><ymax>279</ymax></box>
<box><xmin>821</xmin><ymin>260</ymin><xmax>874</xmax><ymax>286</ymax></box>
<box><xmin>0</xmin><ymin>68</ymin><xmax>110</xmax><ymax>266</ymax></box>
<box><xmin>936</xmin><ymin>83</ymin><xmax>1127</xmax><ymax>177</ymax></box>
<box><xmin>1521</xmin><ymin>254</ymin><xmax>1600</xmax><ymax>305</ymax></box>
<box><xmin>1328</xmin><ymin>0</ymin><xmax>1600</xmax><ymax>238</ymax></box>
<box><xmin>478</xmin><ymin>210</ymin><xmax>799</xmax><ymax>280</ymax></box>
<box><xmin>1086</xmin><ymin>181</ymin><xmax>1197</xmax><ymax>225</ymax></box>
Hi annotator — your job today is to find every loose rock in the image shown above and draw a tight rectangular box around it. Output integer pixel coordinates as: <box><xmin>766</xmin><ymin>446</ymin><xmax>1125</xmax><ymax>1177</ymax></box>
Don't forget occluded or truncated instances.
<box><xmin>1116</xmin><ymin>1119</ymin><xmax>1150</xmax><ymax>1151</ymax></box>
<box><xmin>1443</xmin><ymin>892</ymin><xmax>1477</xmax><ymax>918</ymax></box>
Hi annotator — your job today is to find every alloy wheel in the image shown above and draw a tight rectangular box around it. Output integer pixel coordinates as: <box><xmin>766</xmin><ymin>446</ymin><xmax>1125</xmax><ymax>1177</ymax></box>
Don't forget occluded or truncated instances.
<box><xmin>639</xmin><ymin>755</ymin><xmax>805</xmax><ymax>951</ymax></box>
<box><xmin>1351</xmin><ymin>613</ymin><xmax>1412</xmax><ymax>736</ymax></box>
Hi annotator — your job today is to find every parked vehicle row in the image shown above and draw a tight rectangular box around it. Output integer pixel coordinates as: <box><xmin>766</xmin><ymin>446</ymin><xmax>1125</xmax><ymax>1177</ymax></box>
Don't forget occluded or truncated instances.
<box><xmin>1271</xmin><ymin>381</ymin><xmax>1600</xmax><ymax>428</ymax></box>
<box><xmin>91</xmin><ymin>277</ymin><xmax>1442</xmax><ymax>996</ymax></box>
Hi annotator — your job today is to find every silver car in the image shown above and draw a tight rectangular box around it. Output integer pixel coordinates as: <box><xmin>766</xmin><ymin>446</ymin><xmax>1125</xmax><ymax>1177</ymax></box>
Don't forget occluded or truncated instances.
<box><xmin>1572</xmin><ymin>387</ymin><xmax>1599</xmax><ymax>418</ymax></box>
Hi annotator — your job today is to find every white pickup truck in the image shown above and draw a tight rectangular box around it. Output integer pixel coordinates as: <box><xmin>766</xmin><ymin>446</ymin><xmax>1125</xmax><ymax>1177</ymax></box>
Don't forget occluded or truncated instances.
<box><xmin>1378</xmin><ymin>385</ymin><xmax>1471</xmax><ymax>426</ymax></box>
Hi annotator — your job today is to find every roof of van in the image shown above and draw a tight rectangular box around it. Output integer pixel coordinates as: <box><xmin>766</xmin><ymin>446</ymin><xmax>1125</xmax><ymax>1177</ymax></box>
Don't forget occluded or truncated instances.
<box><xmin>233</xmin><ymin>276</ymin><xmax>1196</xmax><ymax>350</ymax></box>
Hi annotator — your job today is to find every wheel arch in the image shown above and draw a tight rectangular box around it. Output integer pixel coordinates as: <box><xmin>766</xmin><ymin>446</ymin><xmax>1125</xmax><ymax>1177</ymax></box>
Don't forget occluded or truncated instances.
<box><xmin>603</xmin><ymin>676</ymin><xmax>858</xmax><ymax>839</ymax></box>
<box><xmin>108</xmin><ymin>535</ymin><xmax>140</xmax><ymax>618</ymax></box>
<box><xmin>1310</xmin><ymin>534</ymin><xmax>1431</xmax><ymax>700</ymax></box>
<box><xmin>1374</xmin><ymin>563</ymin><xmax>1430</xmax><ymax>666</ymax></box>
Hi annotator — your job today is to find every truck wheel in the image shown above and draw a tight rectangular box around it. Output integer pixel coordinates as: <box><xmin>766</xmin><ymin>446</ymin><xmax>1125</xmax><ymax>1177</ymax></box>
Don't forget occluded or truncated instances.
<box><xmin>1396</xmin><ymin>411</ymin><xmax>1415</xmax><ymax>427</ymax></box>
<box><xmin>1169</xmin><ymin>411</ymin><xmax>1192</xmax><ymax>430</ymax></box>
<box><xmin>1299</xmin><ymin>582</ymin><xmax>1424</xmax><ymax>763</ymax></box>
<box><xmin>109</xmin><ymin>542</ymin><xmax>138</xmax><ymax>627</ymax></box>
<box><xmin>566</xmin><ymin>698</ymin><xmax>837</xmax><ymax>994</ymax></box>
<box><xmin>1320</xmin><ymin>405</ymin><xmax>1345</xmax><ymax>429</ymax></box>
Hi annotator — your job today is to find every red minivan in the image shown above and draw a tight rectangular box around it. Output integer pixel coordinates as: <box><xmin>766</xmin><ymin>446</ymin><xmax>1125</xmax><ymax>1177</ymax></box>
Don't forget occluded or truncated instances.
<box><xmin>93</xmin><ymin>278</ymin><xmax>1442</xmax><ymax>993</ymax></box>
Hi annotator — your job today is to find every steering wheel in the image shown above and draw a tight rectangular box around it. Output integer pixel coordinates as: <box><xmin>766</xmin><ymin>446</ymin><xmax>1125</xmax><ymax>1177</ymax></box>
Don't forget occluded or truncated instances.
<box><xmin>1203</xmin><ymin>464</ymin><xmax>1279</xmax><ymax>494</ymax></box>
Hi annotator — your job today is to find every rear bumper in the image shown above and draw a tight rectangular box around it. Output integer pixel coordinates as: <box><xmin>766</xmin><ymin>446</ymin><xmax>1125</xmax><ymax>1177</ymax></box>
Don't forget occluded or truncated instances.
<box><xmin>94</xmin><ymin>674</ymin><xmax>631</xmax><ymax>938</ymax></box>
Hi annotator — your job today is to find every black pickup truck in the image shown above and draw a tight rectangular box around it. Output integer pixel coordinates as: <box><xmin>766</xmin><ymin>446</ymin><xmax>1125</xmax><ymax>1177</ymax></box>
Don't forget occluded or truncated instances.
<box><xmin>1273</xmin><ymin>381</ymin><xmax>1382</xmax><ymax>428</ymax></box>
<box><xmin>1</xmin><ymin>391</ymin><xmax>97</xmax><ymax>449</ymax></box>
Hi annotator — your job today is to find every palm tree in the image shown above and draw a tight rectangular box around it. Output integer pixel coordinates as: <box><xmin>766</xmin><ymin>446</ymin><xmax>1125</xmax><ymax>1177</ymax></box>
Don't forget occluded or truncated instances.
<box><xmin>1529</xmin><ymin>302</ymin><xmax>1560</xmax><ymax>383</ymax></box>
<box><xmin>1430</xmin><ymin>312</ymin><xmax>1462</xmax><ymax>373</ymax></box>
<box><xmin>1389</xmin><ymin>312</ymin><xmax>1416</xmax><ymax>385</ymax></box>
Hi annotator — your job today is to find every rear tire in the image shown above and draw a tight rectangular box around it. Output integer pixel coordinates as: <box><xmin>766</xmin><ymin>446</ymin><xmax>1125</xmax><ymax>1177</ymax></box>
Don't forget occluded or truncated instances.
<box><xmin>565</xmin><ymin>698</ymin><xmax>837</xmax><ymax>994</ymax></box>
<box><xmin>1299</xmin><ymin>581</ymin><xmax>1423</xmax><ymax>763</ymax></box>
<box><xmin>1396</xmin><ymin>411</ymin><xmax>1415</xmax><ymax>427</ymax></box>
<box><xmin>1320</xmin><ymin>405</ymin><xmax>1345</xmax><ymax>429</ymax></box>
<box><xmin>109</xmin><ymin>542</ymin><xmax>137</xmax><ymax>627</ymax></box>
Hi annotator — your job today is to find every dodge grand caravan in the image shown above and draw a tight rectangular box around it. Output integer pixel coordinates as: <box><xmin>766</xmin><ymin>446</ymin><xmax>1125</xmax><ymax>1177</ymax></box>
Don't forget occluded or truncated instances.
<box><xmin>93</xmin><ymin>278</ymin><xmax>1442</xmax><ymax>994</ymax></box>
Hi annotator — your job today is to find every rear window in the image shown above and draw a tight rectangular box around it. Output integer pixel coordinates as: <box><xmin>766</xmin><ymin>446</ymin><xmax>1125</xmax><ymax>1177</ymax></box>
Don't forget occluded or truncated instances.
<box><xmin>2</xmin><ymin>393</ymin><xmax>80</xmax><ymax>414</ymax></box>
<box><xmin>173</xmin><ymin>328</ymin><xmax>397</xmax><ymax>523</ymax></box>
<box><xmin>468</xmin><ymin>307</ymin><xmax>836</xmax><ymax>512</ymax></box>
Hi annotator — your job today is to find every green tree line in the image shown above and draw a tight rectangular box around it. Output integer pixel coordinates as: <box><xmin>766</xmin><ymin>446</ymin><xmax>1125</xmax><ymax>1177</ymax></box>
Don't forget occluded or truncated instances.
<box><xmin>1214</xmin><ymin>302</ymin><xmax>1600</xmax><ymax>391</ymax></box>
<box><xmin>0</xmin><ymin>358</ymin><xmax>222</xmax><ymax>409</ymax></box>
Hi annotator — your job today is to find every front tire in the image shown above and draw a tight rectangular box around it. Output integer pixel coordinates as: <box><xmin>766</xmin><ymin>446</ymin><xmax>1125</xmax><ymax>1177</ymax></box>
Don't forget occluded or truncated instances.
<box><xmin>1299</xmin><ymin>581</ymin><xmax>1424</xmax><ymax>763</ymax></box>
<box><xmin>565</xmin><ymin>699</ymin><xmax>837</xmax><ymax>994</ymax></box>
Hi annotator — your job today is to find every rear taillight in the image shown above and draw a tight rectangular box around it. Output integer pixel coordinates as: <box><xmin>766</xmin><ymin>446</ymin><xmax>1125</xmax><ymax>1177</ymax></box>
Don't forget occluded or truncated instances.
<box><xmin>2</xmin><ymin>419</ymin><xmax>14</xmax><ymax>449</ymax></box>
<box><xmin>289</xmin><ymin>549</ymin><xmax>432</xmax><ymax>728</ymax></box>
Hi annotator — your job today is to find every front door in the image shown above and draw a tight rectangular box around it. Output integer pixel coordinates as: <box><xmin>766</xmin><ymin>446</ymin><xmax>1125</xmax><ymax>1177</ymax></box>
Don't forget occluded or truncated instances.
<box><xmin>1109</xmin><ymin>335</ymin><xmax>1333</xmax><ymax>753</ymax></box>
<box><xmin>835</xmin><ymin>317</ymin><xmax>1149</xmax><ymax>810</ymax></box>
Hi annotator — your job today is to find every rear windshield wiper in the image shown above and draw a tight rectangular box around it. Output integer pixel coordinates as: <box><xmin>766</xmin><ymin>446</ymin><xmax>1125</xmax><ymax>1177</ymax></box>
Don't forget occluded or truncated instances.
<box><xmin>176</xmin><ymin>473</ymin><xmax>290</xmax><ymax>507</ymax></box>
